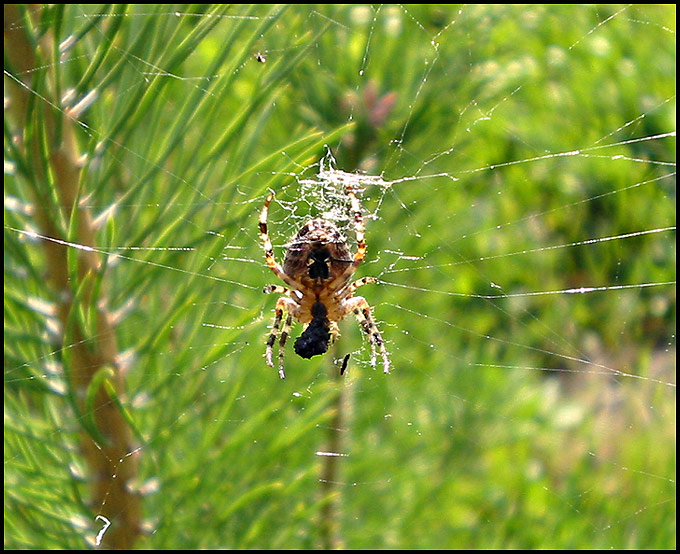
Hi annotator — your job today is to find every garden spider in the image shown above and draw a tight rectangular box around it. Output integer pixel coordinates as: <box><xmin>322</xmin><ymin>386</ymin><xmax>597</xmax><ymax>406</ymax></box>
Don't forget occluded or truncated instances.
<box><xmin>259</xmin><ymin>185</ymin><xmax>391</xmax><ymax>379</ymax></box>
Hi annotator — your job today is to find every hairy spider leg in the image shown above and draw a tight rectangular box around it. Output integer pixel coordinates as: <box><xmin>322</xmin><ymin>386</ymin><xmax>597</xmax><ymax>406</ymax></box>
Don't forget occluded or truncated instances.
<box><xmin>265</xmin><ymin>296</ymin><xmax>299</xmax><ymax>379</ymax></box>
<box><xmin>263</xmin><ymin>284</ymin><xmax>289</xmax><ymax>295</ymax></box>
<box><xmin>340</xmin><ymin>276</ymin><xmax>377</xmax><ymax>297</ymax></box>
<box><xmin>278</xmin><ymin>313</ymin><xmax>293</xmax><ymax>379</ymax></box>
<box><xmin>259</xmin><ymin>192</ymin><xmax>304</xmax><ymax>291</ymax></box>
<box><xmin>327</xmin><ymin>185</ymin><xmax>367</xmax><ymax>291</ymax></box>
<box><xmin>346</xmin><ymin>296</ymin><xmax>391</xmax><ymax>374</ymax></box>
<box><xmin>265</xmin><ymin>300</ymin><xmax>283</xmax><ymax>367</ymax></box>
<box><xmin>263</xmin><ymin>284</ymin><xmax>302</xmax><ymax>301</ymax></box>
<box><xmin>346</xmin><ymin>184</ymin><xmax>367</xmax><ymax>266</ymax></box>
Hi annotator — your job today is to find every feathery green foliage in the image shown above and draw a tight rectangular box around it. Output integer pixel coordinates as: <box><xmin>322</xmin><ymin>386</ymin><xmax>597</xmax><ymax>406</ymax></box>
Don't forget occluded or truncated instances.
<box><xmin>5</xmin><ymin>4</ymin><xmax>675</xmax><ymax>549</ymax></box>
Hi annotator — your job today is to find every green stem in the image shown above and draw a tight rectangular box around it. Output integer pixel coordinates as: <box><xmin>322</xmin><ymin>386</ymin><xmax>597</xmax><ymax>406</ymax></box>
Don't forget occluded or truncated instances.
<box><xmin>318</xmin><ymin>344</ymin><xmax>348</xmax><ymax>549</ymax></box>
<box><xmin>5</xmin><ymin>5</ymin><xmax>141</xmax><ymax>548</ymax></box>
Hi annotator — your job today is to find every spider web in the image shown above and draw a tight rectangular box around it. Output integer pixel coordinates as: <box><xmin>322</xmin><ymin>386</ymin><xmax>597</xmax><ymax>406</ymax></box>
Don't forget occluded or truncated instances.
<box><xmin>4</xmin><ymin>4</ymin><xmax>676</xmax><ymax>549</ymax></box>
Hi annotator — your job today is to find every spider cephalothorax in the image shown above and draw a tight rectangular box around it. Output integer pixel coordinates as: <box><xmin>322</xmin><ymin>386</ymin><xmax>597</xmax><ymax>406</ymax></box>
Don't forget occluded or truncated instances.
<box><xmin>259</xmin><ymin>186</ymin><xmax>391</xmax><ymax>379</ymax></box>
<box><xmin>283</xmin><ymin>218</ymin><xmax>351</xmax><ymax>289</ymax></box>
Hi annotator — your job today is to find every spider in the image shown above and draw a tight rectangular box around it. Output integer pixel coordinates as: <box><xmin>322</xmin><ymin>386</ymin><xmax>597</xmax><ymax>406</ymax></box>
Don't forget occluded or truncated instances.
<box><xmin>259</xmin><ymin>185</ymin><xmax>391</xmax><ymax>379</ymax></box>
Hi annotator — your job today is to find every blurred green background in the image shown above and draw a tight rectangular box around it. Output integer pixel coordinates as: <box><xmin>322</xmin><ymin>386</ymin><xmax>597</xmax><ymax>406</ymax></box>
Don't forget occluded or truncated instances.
<box><xmin>4</xmin><ymin>4</ymin><xmax>675</xmax><ymax>549</ymax></box>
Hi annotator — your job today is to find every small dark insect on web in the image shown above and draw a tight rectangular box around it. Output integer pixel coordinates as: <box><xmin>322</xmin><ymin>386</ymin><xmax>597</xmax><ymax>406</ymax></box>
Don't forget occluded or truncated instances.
<box><xmin>340</xmin><ymin>353</ymin><xmax>351</xmax><ymax>375</ymax></box>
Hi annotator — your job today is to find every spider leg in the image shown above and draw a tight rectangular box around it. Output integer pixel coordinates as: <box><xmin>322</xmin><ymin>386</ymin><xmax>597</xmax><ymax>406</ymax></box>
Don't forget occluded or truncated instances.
<box><xmin>264</xmin><ymin>284</ymin><xmax>302</xmax><ymax>303</ymax></box>
<box><xmin>259</xmin><ymin>192</ymin><xmax>304</xmax><ymax>291</ymax></box>
<box><xmin>329</xmin><ymin>321</ymin><xmax>340</xmax><ymax>343</ymax></box>
<box><xmin>327</xmin><ymin>185</ymin><xmax>367</xmax><ymax>290</ymax></box>
<box><xmin>264</xmin><ymin>284</ymin><xmax>290</xmax><ymax>295</ymax></box>
<box><xmin>345</xmin><ymin>185</ymin><xmax>367</xmax><ymax>267</ymax></box>
<box><xmin>265</xmin><ymin>304</ymin><xmax>283</xmax><ymax>369</ymax></box>
<box><xmin>342</xmin><ymin>276</ymin><xmax>377</xmax><ymax>297</ymax></box>
<box><xmin>344</xmin><ymin>296</ymin><xmax>391</xmax><ymax>374</ymax></box>
<box><xmin>278</xmin><ymin>313</ymin><xmax>293</xmax><ymax>379</ymax></box>
<box><xmin>265</xmin><ymin>296</ymin><xmax>298</xmax><ymax>379</ymax></box>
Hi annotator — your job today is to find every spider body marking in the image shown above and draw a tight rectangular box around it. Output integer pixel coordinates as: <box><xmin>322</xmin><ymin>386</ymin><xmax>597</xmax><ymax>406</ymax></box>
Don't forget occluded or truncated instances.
<box><xmin>259</xmin><ymin>187</ymin><xmax>391</xmax><ymax>379</ymax></box>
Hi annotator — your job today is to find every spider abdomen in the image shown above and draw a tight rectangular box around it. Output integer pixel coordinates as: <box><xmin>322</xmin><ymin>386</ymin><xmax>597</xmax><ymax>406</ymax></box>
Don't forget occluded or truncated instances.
<box><xmin>294</xmin><ymin>301</ymin><xmax>331</xmax><ymax>358</ymax></box>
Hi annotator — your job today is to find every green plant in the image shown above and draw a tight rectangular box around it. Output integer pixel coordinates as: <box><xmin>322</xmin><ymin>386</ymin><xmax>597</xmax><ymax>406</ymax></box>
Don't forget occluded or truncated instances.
<box><xmin>5</xmin><ymin>4</ymin><xmax>675</xmax><ymax>549</ymax></box>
